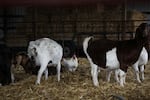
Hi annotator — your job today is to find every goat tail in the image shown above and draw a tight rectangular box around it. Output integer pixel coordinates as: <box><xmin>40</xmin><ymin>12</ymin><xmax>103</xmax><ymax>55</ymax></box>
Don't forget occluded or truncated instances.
<box><xmin>83</xmin><ymin>36</ymin><xmax>93</xmax><ymax>56</ymax></box>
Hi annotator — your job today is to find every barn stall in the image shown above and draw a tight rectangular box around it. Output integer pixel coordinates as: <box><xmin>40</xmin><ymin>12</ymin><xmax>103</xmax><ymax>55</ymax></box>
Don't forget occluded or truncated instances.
<box><xmin>0</xmin><ymin>0</ymin><xmax>150</xmax><ymax>99</ymax></box>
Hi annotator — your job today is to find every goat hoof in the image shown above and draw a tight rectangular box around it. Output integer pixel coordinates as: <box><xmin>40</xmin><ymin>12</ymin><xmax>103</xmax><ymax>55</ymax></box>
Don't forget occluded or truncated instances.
<box><xmin>94</xmin><ymin>84</ymin><xmax>99</xmax><ymax>87</ymax></box>
<box><xmin>45</xmin><ymin>77</ymin><xmax>48</xmax><ymax>80</ymax></box>
<box><xmin>138</xmin><ymin>80</ymin><xmax>142</xmax><ymax>83</ymax></box>
<box><xmin>35</xmin><ymin>81</ymin><xmax>40</xmax><ymax>85</ymax></box>
<box><xmin>141</xmin><ymin>79</ymin><xmax>144</xmax><ymax>82</ymax></box>
<box><xmin>94</xmin><ymin>83</ymin><xmax>99</xmax><ymax>87</ymax></box>
<box><xmin>106</xmin><ymin>80</ymin><xmax>110</xmax><ymax>83</ymax></box>
<box><xmin>57</xmin><ymin>79</ymin><xmax>60</xmax><ymax>82</ymax></box>
<box><xmin>119</xmin><ymin>83</ymin><xmax>124</xmax><ymax>87</ymax></box>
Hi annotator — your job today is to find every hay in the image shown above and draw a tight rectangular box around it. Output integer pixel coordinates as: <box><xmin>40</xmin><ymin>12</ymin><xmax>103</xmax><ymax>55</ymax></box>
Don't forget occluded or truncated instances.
<box><xmin>0</xmin><ymin>58</ymin><xmax>150</xmax><ymax>100</ymax></box>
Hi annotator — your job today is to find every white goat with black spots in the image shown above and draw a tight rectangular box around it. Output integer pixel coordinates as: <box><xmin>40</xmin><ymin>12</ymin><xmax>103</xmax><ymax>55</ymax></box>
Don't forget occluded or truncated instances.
<box><xmin>28</xmin><ymin>38</ymin><xmax>63</xmax><ymax>84</ymax></box>
<box><xmin>62</xmin><ymin>54</ymin><xmax>78</xmax><ymax>72</ymax></box>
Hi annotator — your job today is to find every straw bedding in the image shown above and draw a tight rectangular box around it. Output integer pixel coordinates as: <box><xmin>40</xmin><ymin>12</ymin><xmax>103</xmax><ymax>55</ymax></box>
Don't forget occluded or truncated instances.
<box><xmin>0</xmin><ymin>58</ymin><xmax>150</xmax><ymax>100</ymax></box>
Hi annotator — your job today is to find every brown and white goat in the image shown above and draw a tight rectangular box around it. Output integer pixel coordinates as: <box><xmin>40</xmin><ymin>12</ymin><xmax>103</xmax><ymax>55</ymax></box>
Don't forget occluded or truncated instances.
<box><xmin>13</xmin><ymin>52</ymin><xmax>37</xmax><ymax>74</ymax></box>
<box><xmin>83</xmin><ymin>23</ymin><xmax>150</xmax><ymax>87</ymax></box>
<box><xmin>14</xmin><ymin>52</ymin><xmax>61</xmax><ymax>75</ymax></box>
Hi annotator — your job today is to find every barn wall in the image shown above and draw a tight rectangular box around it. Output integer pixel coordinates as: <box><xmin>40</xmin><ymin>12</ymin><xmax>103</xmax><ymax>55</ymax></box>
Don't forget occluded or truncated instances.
<box><xmin>1</xmin><ymin>5</ymin><xmax>147</xmax><ymax>48</ymax></box>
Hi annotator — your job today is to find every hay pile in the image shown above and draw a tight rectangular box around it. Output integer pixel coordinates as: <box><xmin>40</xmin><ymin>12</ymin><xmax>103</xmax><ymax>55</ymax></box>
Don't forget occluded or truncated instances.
<box><xmin>0</xmin><ymin>58</ymin><xmax>150</xmax><ymax>100</ymax></box>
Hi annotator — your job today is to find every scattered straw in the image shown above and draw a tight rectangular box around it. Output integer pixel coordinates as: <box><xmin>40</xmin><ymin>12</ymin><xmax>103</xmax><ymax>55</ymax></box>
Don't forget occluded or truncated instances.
<box><xmin>0</xmin><ymin>58</ymin><xmax>150</xmax><ymax>100</ymax></box>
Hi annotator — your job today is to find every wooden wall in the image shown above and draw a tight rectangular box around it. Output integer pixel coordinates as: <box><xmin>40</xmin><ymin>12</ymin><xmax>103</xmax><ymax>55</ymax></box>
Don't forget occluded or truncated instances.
<box><xmin>4</xmin><ymin>5</ymin><xmax>147</xmax><ymax>47</ymax></box>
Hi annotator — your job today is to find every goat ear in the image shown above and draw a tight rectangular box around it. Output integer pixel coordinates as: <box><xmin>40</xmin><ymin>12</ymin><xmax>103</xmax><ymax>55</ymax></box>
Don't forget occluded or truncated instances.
<box><xmin>136</xmin><ymin>27</ymin><xmax>140</xmax><ymax>34</ymax></box>
<box><xmin>73</xmin><ymin>54</ymin><xmax>76</xmax><ymax>59</ymax></box>
<box><xmin>135</xmin><ymin>27</ymin><xmax>143</xmax><ymax>38</ymax></box>
<box><xmin>136</xmin><ymin>23</ymin><xmax>148</xmax><ymax>34</ymax></box>
<box><xmin>62</xmin><ymin>58</ymin><xmax>65</xmax><ymax>61</ymax></box>
<box><xmin>33</xmin><ymin>47</ymin><xmax>37</xmax><ymax>56</ymax></box>
<box><xmin>29</xmin><ymin>41</ymin><xmax>34</xmax><ymax>45</ymax></box>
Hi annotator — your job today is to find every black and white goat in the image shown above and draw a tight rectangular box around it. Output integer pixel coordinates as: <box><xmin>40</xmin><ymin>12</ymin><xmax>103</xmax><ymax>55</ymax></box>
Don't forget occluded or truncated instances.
<box><xmin>83</xmin><ymin>23</ymin><xmax>150</xmax><ymax>86</ymax></box>
<box><xmin>27</xmin><ymin>38</ymin><xmax>63</xmax><ymax>84</ymax></box>
<box><xmin>108</xmin><ymin>23</ymin><xmax>150</xmax><ymax>84</ymax></box>
<box><xmin>107</xmin><ymin>47</ymin><xmax>148</xmax><ymax>84</ymax></box>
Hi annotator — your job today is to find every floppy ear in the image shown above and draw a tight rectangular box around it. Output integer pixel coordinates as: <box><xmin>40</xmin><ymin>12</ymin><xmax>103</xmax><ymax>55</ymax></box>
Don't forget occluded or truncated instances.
<box><xmin>29</xmin><ymin>41</ymin><xmax>34</xmax><ymax>47</ymax></box>
<box><xmin>28</xmin><ymin>43</ymin><xmax>38</xmax><ymax>58</ymax></box>
<box><xmin>29</xmin><ymin>41</ymin><xmax>38</xmax><ymax>52</ymax></box>
<box><xmin>72</xmin><ymin>54</ymin><xmax>76</xmax><ymax>59</ymax></box>
<box><xmin>136</xmin><ymin>27</ymin><xmax>140</xmax><ymax>33</ymax></box>
<box><xmin>32</xmin><ymin>47</ymin><xmax>37</xmax><ymax>56</ymax></box>
<box><xmin>135</xmin><ymin>23</ymin><xmax>148</xmax><ymax>38</ymax></box>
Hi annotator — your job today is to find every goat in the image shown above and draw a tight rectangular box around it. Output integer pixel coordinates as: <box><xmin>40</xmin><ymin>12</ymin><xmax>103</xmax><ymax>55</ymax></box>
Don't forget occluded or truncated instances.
<box><xmin>107</xmin><ymin>46</ymin><xmax>148</xmax><ymax>84</ymax></box>
<box><xmin>13</xmin><ymin>52</ymin><xmax>59</xmax><ymax>75</ymax></box>
<box><xmin>83</xmin><ymin>23</ymin><xmax>149</xmax><ymax>87</ymax></box>
<box><xmin>27</xmin><ymin>38</ymin><xmax>63</xmax><ymax>84</ymax></box>
<box><xmin>62</xmin><ymin>54</ymin><xmax>78</xmax><ymax>72</ymax></box>
<box><xmin>13</xmin><ymin>52</ymin><xmax>36</xmax><ymax>74</ymax></box>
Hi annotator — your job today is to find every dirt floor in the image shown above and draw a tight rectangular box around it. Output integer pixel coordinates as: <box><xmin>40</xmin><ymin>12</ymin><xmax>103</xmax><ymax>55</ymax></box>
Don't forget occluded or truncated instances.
<box><xmin>0</xmin><ymin>58</ymin><xmax>150</xmax><ymax>100</ymax></box>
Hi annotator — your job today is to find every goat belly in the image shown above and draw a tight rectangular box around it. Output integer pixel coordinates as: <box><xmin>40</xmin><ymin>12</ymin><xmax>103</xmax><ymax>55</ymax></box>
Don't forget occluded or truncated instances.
<box><xmin>106</xmin><ymin>47</ymin><xmax>120</xmax><ymax>69</ymax></box>
<box><xmin>139</xmin><ymin>47</ymin><xmax>148</xmax><ymax>64</ymax></box>
<box><xmin>134</xmin><ymin>47</ymin><xmax>148</xmax><ymax>66</ymax></box>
